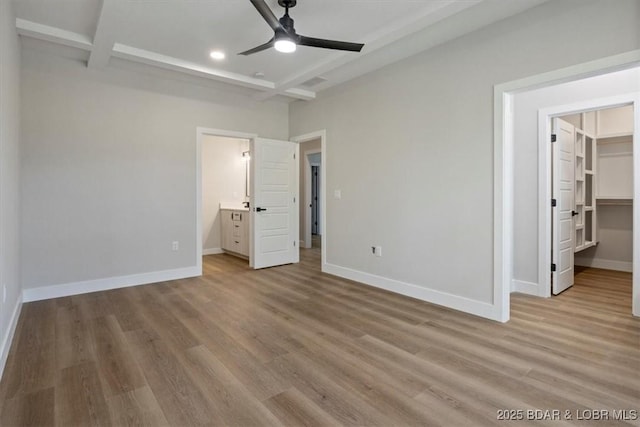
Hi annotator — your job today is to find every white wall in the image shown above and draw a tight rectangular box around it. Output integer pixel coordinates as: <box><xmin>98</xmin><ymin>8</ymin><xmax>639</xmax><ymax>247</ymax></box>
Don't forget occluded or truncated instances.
<box><xmin>202</xmin><ymin>135</ymin><xmax>248</xmax><ymax>254</ymax></box>
<box><xmin>512</xmin><ymin>69</ymin><xmax>640</xmax><ymax>289</ymax></box>
<box><xmin>0</xmin><ymin>0</ymin><xmax>23</xmax><ymax>378</ymax></box>
<box><xmin>289</xmin><ymin>0</ymin><xmax>640</xmax><ymax>319</ymax></box>
<box><xmin>20</xmin><ymin>48</ymin><xmax>288</xmax><ymax>297</ymax></box>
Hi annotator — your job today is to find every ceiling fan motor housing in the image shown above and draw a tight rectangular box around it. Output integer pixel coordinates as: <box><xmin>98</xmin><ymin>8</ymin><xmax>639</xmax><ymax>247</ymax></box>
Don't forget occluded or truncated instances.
<box><xmin>278</xmin><ymin>0</ymin><xmax>297</xmax><ymax>8</ymax></box>
<box><xmin>279</xmin><ymin>14</ymin><xmax>296</xmax><ymax>34</ymax></box>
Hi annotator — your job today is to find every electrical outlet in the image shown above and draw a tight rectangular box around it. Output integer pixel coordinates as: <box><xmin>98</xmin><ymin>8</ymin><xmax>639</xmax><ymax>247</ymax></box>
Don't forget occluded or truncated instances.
<box><xmin>172</xmin><ymin>241</ymin><xmax>179</xmax><ymax>251</ymax></box>
<box><xmin>334</xmin><ymin>189</ymin><xmax>342</xmax><ymax>199</ymax></box>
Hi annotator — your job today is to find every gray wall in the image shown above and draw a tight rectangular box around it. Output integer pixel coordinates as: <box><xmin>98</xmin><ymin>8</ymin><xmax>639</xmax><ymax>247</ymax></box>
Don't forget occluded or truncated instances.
<box><xmin>290</xmin><ymin>0</ymin><xmax>640</xmax><ymax>308</ymax></box>
<box><xmin>513</xmin><ymin>69</ymin><xmax>640</xmax><ymax>289</ymax></box>
<box><xmin>0</xmin><ymin>0</ymin><xmax>22</xmax><ymax>375</ymax></box>
<box><xmin>20</xmin><ymin>48</ymin><xmax>288</xmax><ymax>291</ymax></box>
<box><xmin>577</xmin><ymin>205</ymin><xmax>633</xmax><ymax>268</ymax></box>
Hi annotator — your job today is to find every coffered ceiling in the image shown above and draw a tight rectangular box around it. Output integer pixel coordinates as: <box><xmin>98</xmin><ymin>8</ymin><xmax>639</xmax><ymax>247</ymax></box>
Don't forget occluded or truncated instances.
<box><xmin>13</xmin><ymin>0</ymin><xmax>549</xmax><ymax>101</ymax></box>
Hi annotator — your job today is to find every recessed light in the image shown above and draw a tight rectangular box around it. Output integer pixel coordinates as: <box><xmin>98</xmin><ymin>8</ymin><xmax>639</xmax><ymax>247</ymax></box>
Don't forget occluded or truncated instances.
<box><xmin>209</xmin><ymin>50</ymin><xmax>225</xmax><ymax>60</ymax></box>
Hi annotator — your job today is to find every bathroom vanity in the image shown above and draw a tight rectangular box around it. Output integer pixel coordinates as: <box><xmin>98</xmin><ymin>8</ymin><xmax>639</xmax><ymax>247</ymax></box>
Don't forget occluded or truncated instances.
<box><xmin>220</xmin><ymin>205</ymin><xmax>249</xmax><ymax>258</ymax></box>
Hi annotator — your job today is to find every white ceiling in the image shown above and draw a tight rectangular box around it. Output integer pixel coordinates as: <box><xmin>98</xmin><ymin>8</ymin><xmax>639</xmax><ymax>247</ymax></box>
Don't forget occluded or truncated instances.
<box><xmin>13</xmin><ymin>0</ymin><xmax>549</xmax><ymax>101</ymax></box>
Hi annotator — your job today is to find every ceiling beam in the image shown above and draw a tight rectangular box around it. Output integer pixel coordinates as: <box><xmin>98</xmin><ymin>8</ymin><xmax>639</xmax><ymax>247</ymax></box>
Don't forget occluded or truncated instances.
<box><xmin>15</xmin><ymin>19</ymin><xmax>93</xmax><ymax>51</ymax></box>
<box><xmin>112</xmin><ymin>44</ymin><xmax>315</xmax><ymax>100</ymax></box>
<box><xmin>88</xmin><ymin>0</ymin><xmax>121</xmax><ymax>69</ymax></box>
<box><xmin>254</xmin><ymin>0</ymin><xmax>481</xmax><ymax>101</ymax></box>
<box><xmin>14</xmin><ymin>19</ymin><xmax>314</xmax><ymax>101</ymax></box>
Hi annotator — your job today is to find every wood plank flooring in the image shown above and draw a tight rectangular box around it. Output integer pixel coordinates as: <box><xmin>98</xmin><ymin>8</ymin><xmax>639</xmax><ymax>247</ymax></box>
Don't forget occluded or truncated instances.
<box><xmin>1</xmin><ymin>251</ymin><xmax>638</xmax><ymax>426</ymax></box>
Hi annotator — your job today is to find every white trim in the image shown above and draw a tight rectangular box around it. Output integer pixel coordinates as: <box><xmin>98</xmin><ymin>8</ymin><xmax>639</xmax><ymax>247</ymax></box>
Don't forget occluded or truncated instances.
<box><xmin>575</xmin><ymin>258</ymin><xmax>633</xmax><ymax>273</ymax></box>
<box><xmin>203</xmin><ymin>247</ymin><xmax>224</xmax><ymax>256</ymax></box>
<box><xmin>495</xmin><ymin>49</ymin><xmax>640</xmax><ymax>322</ymax></box>
<box><xmin>325</xmin><ymin>263</ymin><xmax>502</xmax><ymax>321</ymax></box>
<box><xmin>511</xmin><ymin>279</ymin><xmax>539</xmax><ymax>295</ymax></box>
<box><xmin>290</xmin><ymin>130</ymin><xmax>327</xmax><ymax>271</ymax></box>
<box><xmin>196</xmin><ymin>127</ymin><xmax>258</xmax><ymax>272</ymax></box>
<box><xmin>0</xmin><ymin>291</ymin><xmax>23</xmax><ymax>381</ymax></box>
<box><xmin>15</xmin><ymin>18</ymin><xmax>93</xmax><ymax>50</ymax></box>
<box><xmin>22</xmin><ymin>266</ymin><xmax>200</xmax><ymax>302</ymax></box>
<box><xmin>492</xmin><ymin>87</ymin><xmax>511</xmax><ymax>322</ymax></box>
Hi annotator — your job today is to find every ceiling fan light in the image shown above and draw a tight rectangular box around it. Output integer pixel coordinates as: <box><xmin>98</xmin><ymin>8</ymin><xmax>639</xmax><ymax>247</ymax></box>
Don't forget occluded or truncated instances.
<box><xmin>209</xmin><ymin>50</ymin><xmax>225</xmax><ymax>60</ymax></box>
<box><xmin>274</xmin><ymin>39</ymin><xmax>296</xmax><ymax>53</ymax></box>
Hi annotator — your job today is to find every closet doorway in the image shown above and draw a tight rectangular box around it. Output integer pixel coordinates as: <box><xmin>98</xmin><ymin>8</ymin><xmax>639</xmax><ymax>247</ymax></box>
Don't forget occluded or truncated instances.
<box><xmin>545</xmin><ymin>101</ymin><xmax>636</xmax><ymax>307</ymax></box>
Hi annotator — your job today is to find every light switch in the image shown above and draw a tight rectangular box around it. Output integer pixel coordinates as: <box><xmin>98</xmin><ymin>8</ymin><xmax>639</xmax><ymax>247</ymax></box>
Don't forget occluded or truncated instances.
<box><xmin>334</xmin><ymin>189</ymin><xmax>342</xmax><ymax>199</ymax></box>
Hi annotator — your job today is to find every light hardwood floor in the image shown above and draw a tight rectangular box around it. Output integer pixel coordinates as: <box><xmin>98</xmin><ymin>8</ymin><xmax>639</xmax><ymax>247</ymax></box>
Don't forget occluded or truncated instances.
<box><xmin>1</xmin><ymin>251</ymin><xmax>638</xmax><ymax>426</ymax></box>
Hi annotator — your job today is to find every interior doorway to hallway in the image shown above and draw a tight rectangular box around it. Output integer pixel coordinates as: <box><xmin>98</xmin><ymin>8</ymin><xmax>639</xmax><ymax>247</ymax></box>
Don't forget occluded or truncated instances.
<box><xmin>291</xmin><ymin>130</ymin><xmax>327</xmax><ymax>270</ymax></box>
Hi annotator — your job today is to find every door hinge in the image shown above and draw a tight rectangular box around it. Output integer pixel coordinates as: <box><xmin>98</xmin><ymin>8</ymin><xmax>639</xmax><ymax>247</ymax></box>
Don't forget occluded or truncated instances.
<box><xmin>551</xmin><ymin>198</ymin><xmax>557</xmax><ymax>207</ymax></box>
<box><xmin>293</xmin><ymin>153</ymin><xmax>296</xmax><ymax>160</ymax></box>
<box><xmin>551</xmin><ymin>263</ymin><xmax>557</xmax><ymax>272</ymax></box>
<box><xmin>551</xmin><ymin>134</ymin><xmax>557</xmax><ymax>143</ymax></box>
<box><xmin>293</xmin><ymin>241</ymin><xmax>296</xmax><ymax>247</ymax></box>
<box><xmin>293</xmin><ymin>197</ymin><xmax>296</xmax><ymax>203</ymax></box>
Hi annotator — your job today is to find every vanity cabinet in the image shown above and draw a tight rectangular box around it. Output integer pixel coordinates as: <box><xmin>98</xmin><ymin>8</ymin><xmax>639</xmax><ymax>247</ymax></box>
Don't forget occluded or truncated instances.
<box><xmin>221</xmin><ymin>209</ymin><xmax>249</xmax><ymax>257</ymax></box>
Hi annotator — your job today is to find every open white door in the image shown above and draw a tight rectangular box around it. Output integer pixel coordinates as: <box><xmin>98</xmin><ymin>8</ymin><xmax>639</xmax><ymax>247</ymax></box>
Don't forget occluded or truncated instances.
<box><xmin>250</xmin><ymin>138</ymin><xmax>299</xmax><ymax>269</ymax></box>
<box><xmin>552</xmin><ymin>118</ymin><xmax>575</xmax><ymax>294</ymax></box>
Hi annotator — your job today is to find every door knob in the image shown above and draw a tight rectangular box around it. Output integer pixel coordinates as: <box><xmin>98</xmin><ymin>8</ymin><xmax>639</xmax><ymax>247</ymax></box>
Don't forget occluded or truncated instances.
<box><xmin>571</xmin><ymin>210</ymin><xmax>579</xmax><ymax>216</ymax></box>
<box><xmin>256</xmin><ymin>207</ymin><xmax>267</xmax><ymax>212</ymax></box>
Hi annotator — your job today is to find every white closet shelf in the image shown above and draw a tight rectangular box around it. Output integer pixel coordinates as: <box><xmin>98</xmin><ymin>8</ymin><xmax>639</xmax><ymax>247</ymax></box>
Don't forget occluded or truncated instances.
<box><xmin>596</xmin><ymin>197</ymin><xmax>633</xmax><ymax>206</ymax></box>
<box><xmin>598</xmin><ymin>131</ymin><xmax>633</xmax><ymax>139</ymax></box>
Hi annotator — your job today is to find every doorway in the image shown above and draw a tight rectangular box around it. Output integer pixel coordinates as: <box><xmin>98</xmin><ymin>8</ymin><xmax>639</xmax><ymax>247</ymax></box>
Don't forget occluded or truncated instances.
<box><xmin>495</xmin><ymin>57</ymin><xmax>640</xmax><ymax>322</ymax></box>
<box><xmin>549</xmin><ymin>104</ymin><xmax>634</xmax><ymax>299</ymax></box>
<box><xmin>291</xmin><ymin>130</ymin><xmax>327</xmax><ymax>270</ymax></box>
<box><xmin>310</xmin><ymin>155</ymin><xmax>321</xmax><ymax>247</ymax></box>
<box><xmin>196</xmin><ymin>128</ymin><xmax>257</xmax><ymax>274</ymax></box>
<box><xmin>201</xmin><ymin>134</ymin><xmax>250</xmax><ymax>258</ymax></box>
<box><xmin>196</xmin><ymin>128</ymin><xmax>301</xmax><ymax>272</ymax></box>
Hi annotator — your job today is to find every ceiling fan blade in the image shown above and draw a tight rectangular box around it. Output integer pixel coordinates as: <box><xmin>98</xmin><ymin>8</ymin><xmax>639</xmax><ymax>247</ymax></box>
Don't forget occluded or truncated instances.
<box><xmin>249</xmin><ymin>0</ymin><xmax>284</xmax><ymax>32</ymax></box>
<box><xmin>238</xmin><ymin>39</ymin><xmax>274</xmax><ymax>56</ymax></box>
<box><xmin>298</xmin><ymin>35</ymin><xmax>364</xmax><ymax>52</ymax></box>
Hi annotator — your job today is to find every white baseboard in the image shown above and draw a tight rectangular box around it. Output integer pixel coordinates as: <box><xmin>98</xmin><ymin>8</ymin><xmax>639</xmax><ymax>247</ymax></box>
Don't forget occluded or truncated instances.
<box><xmin>22</xmin><ymin>266</ymin><xmax>201</xmax><ymax>302</ymax></box>
<box><xmin>511</xmin><ymin>279</ymin><xmax>539</xmax><ymax>295</ymax></box>
<box><xmin>0</xmin><ymin>291</ymin><xmax>23</xmax><ymax>382</ymax></box>
<box><xmin>203</xmin><ymin>247</ymin><xmax>224</xmax><ymax>256</ymax></box>
<box><xmin>575</xmin><ymin>257</ymin><xmax>633</xmax><ymax>272</ymax></box>
<box><xmin>323</xmin><ymin>263</ymin><xmax>502</xmax><ymax>321</ymax></box>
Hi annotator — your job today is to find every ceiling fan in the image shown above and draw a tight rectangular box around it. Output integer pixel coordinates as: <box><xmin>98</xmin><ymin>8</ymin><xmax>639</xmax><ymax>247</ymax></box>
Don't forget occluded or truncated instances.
<box><xmin>239</xmin><ymin>0</ymin><xmax>365</xmax><ymax>55</ymax></box>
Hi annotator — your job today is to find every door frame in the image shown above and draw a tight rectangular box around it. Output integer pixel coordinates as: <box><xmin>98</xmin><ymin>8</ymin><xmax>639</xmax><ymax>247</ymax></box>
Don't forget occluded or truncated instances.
<box><xmin>538</xmin><ymin>96</ymin><xmax>637</xmax><ymax>298</ymax></box>
<box><xmin>196</xmin><ymin>127</ymin><xmax>257</xmax><ymax>274</ymax></box>
<box><xmin>302</xmin><ymin>148</ymin><xmax>321</xmax><ymax>248</ymax></box>
<box><xmin>495</xmin><ymin>50</ymin><xmax>640</xmax><ymax>322</ymax></box>
<box><xmin>290</xmin><ymin>130</ymin><xmax>327</xmax><ymax>270</ymax></box>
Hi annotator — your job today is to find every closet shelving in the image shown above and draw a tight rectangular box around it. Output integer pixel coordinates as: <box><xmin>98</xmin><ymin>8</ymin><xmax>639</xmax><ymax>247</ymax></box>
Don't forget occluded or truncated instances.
<box><xmin>595</xmin><ymin>106</ymin><xmax>633</xmax><ymax>207</ymax></box>
<box><xmin>574</xmin><ymin>127</ymin><xmax>596</xmax><ymax>252</ymax></box>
